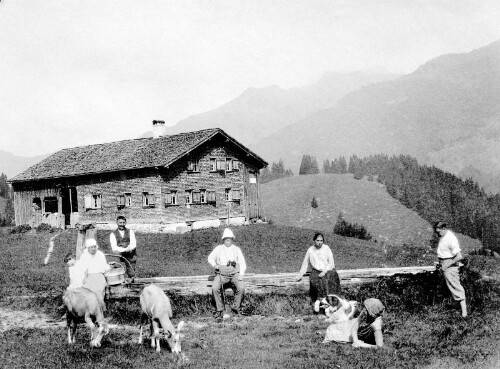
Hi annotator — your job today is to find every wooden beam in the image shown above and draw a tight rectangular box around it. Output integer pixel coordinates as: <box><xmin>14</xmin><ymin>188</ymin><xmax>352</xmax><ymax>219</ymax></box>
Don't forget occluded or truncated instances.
<box><xmin>107</xmin><ymin>266</ymin><xmax>436</xmax><ymax>298</ymax></box>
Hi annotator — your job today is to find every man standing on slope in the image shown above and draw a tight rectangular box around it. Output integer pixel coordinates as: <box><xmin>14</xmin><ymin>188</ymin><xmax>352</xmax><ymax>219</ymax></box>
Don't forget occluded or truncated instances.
<box><xmin>208</xmin><ymin>228</ymin><xmax>247</xmax><ymax>322</ymax></box>
<box><xmin>109</xmin><ymin>216</ymin><xmax>137</xmax><ymax>283</ymax></box>
<box><xmin>434</xmin><ymin>221</ymin><xmax>467</xmax><ymax>318</ymax></box>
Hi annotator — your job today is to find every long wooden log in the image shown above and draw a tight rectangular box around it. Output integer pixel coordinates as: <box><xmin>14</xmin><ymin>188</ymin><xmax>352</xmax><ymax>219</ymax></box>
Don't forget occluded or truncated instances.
<box><xmin>107</xmin><ymin>266</ymin><xmax>436</xmax><ymax>298</ymax></box>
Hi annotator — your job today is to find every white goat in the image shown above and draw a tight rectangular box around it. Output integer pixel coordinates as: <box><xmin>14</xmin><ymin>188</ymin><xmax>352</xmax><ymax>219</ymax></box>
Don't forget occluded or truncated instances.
<box><xmin>323</xmin><ymin>294</ymin><xmax>359</xmax><ymax>323</ymax></box>
<box><xmin>138</xmin><ymin>284</ymin><xmax>185</xmax><ymax>353</ymax></box>
<box><xmin>63</xmin><ymin>287</ymin><xmax>110</xmax><ymax>347</ymax></box>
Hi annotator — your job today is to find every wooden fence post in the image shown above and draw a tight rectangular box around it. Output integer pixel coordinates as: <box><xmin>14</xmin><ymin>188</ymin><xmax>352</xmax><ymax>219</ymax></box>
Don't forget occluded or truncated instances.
<box><xmin>76</xmin><ymin>223</ymin><xmax>96</xmax><ymax>260</ymax></box>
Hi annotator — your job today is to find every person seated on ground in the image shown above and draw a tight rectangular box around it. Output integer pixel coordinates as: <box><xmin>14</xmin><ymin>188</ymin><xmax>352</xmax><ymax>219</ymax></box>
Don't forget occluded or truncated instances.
<box><xmin>79</xmin><ymin>238</ymin><xmax>111</xmax><ymax>311</ymax></box>
<box><xmin>64</xmin><ymin>252</ymin><xmax>88</xmax><ymax>289</ymax></box>
<box><xmin>296</xmin><ymin>233</ymin><xmax>341</xmax><ymax>312</ymax></box>
<box><xmin>207</xmin><ymin>228</ymin><xmax>247</xmax><ymax>322</ymax></box>
<box><xmin>322</xmin><ymin>298</ymin><xmax>385</xmax><ymax>349</ymax></box>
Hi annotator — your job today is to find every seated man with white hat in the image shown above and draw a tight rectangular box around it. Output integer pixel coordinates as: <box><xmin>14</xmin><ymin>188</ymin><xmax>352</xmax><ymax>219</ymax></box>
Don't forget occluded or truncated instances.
<box><xmin>208</xmin><ymin>228</ymin><xmax>247</xmax><ymax>322</ymax></box>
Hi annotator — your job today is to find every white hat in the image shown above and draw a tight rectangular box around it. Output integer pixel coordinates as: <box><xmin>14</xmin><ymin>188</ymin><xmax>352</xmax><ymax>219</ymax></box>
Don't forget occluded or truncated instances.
<box><xmin>85</xmin><ymin>238</ymin><xmax>98</xmax><ymax>248</ymax></box>
<box><xmin>221</xmin><ymin>228</ymin><xmax>235</xmax><ymax>240</ymax></box>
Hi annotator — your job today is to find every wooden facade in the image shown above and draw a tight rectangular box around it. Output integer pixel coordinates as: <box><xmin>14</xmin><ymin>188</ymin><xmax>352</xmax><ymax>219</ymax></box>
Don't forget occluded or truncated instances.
<box><xmin>10</xmin><ymin>129</ymin><xmax>267</xmax><ymax>231</ymax></box>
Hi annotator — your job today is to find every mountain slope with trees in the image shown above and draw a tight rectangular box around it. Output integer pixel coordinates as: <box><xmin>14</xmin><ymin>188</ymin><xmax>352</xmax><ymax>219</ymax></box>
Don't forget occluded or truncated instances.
<box><xmin>261</xmin><ymin>173</ymin><xmax>480</xmax><ymax>250</ymax></box>
<box><xmin>253</xmin><ymin>40</ymin><xmax>500</xmax><ymax>193</ymax></box>
<box><xmin>325</xmin><ymin>154</ymin><xmax>500</xmax><ymax>251</ymax></box>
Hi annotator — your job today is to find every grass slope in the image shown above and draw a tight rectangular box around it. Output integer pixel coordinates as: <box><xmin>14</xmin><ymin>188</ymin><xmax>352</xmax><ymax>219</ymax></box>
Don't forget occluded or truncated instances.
<box><xmin>0</xmin><ymin>225</ymin><xmax>481</xmax><ymax>296</ymax></box>
<box><xmin>261</xmin><ymin>174</ymin><xmax>482</xmax><ymax>248</ymax></box>
<box><xmin>0</xmin><ymin>226</ymin><xmax>410</xmax><ymax>295</ymax></box>
<box><xmin>1</xmin><ymin>229</ymin><xmax>500</xmax><ymax>368</ymax></box>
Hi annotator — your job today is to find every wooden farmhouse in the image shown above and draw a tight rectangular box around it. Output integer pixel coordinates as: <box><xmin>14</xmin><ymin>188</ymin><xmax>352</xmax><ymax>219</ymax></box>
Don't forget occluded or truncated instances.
<box><xmin>9</xmin><ymin>123</ymin><xmax>268</xmax><ymax>232</ymax></box>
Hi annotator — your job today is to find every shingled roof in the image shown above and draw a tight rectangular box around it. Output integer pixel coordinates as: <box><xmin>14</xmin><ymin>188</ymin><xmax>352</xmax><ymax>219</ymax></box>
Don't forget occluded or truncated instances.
<box><xmin>10</xmin><ymin>128</ymin><xmax>267</xmax><ymax>183</ymax></box>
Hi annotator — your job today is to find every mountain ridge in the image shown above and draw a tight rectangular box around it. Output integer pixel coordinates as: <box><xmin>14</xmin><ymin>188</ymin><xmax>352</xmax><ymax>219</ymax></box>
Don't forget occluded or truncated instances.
<box><xmin>252</xmin><ymin>39</ymin><xmax>500</xmax><ymax>193</ymax></box>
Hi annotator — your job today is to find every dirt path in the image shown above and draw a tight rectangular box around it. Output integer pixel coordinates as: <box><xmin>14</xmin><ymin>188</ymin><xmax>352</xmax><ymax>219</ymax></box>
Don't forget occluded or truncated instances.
<box><xmin>0</xmin><ymin>307</ymin><xmax>65</xmax><ymax>332</ymax></box>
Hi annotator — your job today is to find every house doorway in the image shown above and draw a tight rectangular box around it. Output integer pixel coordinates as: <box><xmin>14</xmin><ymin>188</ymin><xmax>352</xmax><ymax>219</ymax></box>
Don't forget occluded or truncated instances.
<box><xmin>61</xmin><ymin>187</ymin><xmax>78</xmax><ymax>227</ymax></box>
<box><xmin>244</xmin><ymin>169</ymin><xmax>260</xmax><ymax>219</ymax></box>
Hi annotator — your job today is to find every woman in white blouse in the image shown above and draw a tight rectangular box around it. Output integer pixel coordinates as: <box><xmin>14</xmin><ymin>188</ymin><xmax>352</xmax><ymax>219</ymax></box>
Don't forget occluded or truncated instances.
<box><xmin>79</xmin><ymin>238</ymin><xmax>110</xmax><ymax>310</ymax></box>
<box><xmin>297</xmin><ymin>233</ymin><xmax>341</xmax><ymax>312</ymax></box>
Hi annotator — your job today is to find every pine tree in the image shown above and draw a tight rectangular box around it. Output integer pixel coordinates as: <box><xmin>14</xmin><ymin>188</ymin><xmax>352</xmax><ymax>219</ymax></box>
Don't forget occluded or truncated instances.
<box><xmin>0</xmin><ymin>173</ymin><xmax>9</xmax><ymax>198</ymax></box>
<box><xmin>323</xmin><ymin>159</ymin><xmax>331</xmax><ymax>174</ymax></box>
<box><xmin>339</xmin><ymin>156</ymin><xmax>347</xmax><ymax>173</ymax></box>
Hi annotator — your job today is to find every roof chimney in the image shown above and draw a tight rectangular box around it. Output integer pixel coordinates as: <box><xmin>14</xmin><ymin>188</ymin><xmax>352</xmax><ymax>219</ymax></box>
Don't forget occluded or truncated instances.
<box><xmin>152</xmin><ymin>120</ymin><xmax>166</xmax><ymax>138</ymax></box>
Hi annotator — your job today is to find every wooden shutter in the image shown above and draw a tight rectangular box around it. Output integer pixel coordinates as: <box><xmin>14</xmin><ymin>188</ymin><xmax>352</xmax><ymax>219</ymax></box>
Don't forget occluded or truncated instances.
<box><xmin>232</xmin><ymin>189</ymin><xmax>241</xmax><ymax>200</ymax></box>
<box><xmin>232</xmin><ymin>160</ymin><xmax>240</xmax><ymax>171</ymax></box>
<box><xmin>226</xmin><ymin>158</ymin><xmax>232</xmax><ymax>171</ymax></box>
<box><xmin>207</xmin><ymin>190</ymin><xmax>216</xmax><ymax>203</ymax></box>
<box><xmin>165</xmin><ymin>192</ymin><xmax>172</xmax><ymax>205</ymax></box>
<box><xmin>187</xmin><ymin>161</ymin><xmax>194</xmax><ymax>171</ymax></box>
<box><xmin>84</xmin><ymin>193</ymin><xmax>92</xmax><ymax>209</ymax></box>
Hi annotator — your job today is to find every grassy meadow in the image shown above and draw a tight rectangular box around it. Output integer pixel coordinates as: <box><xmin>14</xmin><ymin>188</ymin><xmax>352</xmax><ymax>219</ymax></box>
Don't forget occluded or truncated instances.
<box><xmin>1</xmin><ymin>224</ymin><xmax>500</xmax><ymax>368</ymax></box>
<box><xmin>0</xmin><ymin>223</ymin><xmax>457</xmax><ymax>295</ymax></box>
<box><xmin>261</xmin><ymin>174</ymin><xmax>483</xmax><ymax>250</ymax></box>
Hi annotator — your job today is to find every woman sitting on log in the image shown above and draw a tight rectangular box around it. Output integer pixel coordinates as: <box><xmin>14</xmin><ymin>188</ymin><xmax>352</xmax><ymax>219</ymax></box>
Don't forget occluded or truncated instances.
<box><xmin>296</xmin><ymin>233</ymin><xmax>341</xmax><ymax>312</ymax></box>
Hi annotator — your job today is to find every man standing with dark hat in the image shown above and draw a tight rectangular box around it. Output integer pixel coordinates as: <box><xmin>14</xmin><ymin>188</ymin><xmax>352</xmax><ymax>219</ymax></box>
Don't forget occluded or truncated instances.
<box><xmin>434</xmin><ymin>221</ymin><xmax>467</xmax><ymax>318</ymax></box>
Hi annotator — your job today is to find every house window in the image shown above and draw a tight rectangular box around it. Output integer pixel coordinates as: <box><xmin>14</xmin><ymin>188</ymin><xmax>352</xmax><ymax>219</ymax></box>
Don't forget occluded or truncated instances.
<box><xmin>117</xmin><ymin>195</ymin><xmax>125</xmax><ymax>209</ymax></box>
<box><xmin>32</xmin><ymin>198</ymin><xmax>42</xmax><ymax>211</ymax></box>
<box><xmin>210</xmin><ymin>158</ymin><xmax>217</xmax><ymax>172</ymax></box>
<box><xmin>185</xmin><ymin>190</ymin><xmax>193</xmax><ymax>204</ymax></box>
<box><xmin>216</xmin><ymin>159</ymin><xmax>226</xmax><ymax>171</ymax></box>
<box><xmin>85</xmin><ymin>193</ymin><xmax>102</xmax><ymax>210</ymax></box>
<box><xmin>232</xmin><ymin>160</ymin><xmax>240</xmax><ymax>171</ymax></box>
<box><xmin>165</xmin><ymin>191</ymin><xmax>178</xmax><ymax>206</ymax></box>
<box><xmin>125</xmin><ymin>193</ymin><xmax>132</xmax><ymax>207</ymax></box>
<box><xmin>187</xmin><ymin>159</ymin><xmax>200</xmax><ymax>172</ymax></box>
<box><xmin>117</xmin><ymin>193</ymin><xmax>132</xmax><ymax>209</ymax></box>
<box><xmin>192</xmin><ymin>190</ymin><xmax>201</xmax><ymax>204</ymax></box>
<box><xmin>207</xmin><ymin>190</ymin><xmax>216</xmax><ymax>204</ymax></box>
<box><xmin>225</xmin><ymin>188</ymin><xmax>231</xmax><ymax>201</ymax></box>
<box><xmin>44</xmin><ymin>197</ymin><xmax>58</xmax><ymax>213</ymax></box>
<box><xmin>200</xmin><ymin>189</ymin><xmax>206</xmax><ymax>204</ymax></box>
<box><xmin>143</xmin><ymin>192</ymin><xmax>155</xmax><ymax>208</ymax></box>
<box><xmin>226</xmin><ymin>158</ymin><xmax>233</xmax><ymax>172</ymax></box>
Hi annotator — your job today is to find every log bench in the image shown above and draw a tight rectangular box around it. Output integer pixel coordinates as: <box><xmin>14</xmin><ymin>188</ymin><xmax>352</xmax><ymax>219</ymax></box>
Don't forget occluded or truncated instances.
<box><xmin>107</xmin><ymin>266</ymin><xmax>436</xmax><ymax>298</ymax></box>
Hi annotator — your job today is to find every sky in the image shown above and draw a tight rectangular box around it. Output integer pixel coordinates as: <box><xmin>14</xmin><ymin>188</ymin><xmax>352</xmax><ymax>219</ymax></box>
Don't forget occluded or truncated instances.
<box><xmin>0</xmin><ymin>0</ymin><xmax>499</xmax><ymax>157</ymax></box>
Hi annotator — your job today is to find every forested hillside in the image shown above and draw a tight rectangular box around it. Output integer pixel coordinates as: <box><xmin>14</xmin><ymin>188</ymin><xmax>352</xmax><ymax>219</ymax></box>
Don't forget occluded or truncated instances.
<box><xmin>253</xmin><ymin>40</ymin><xmax>500</xmax><ymax>193</ymax></box>
<box><xmin>324</xmin><ymin>154</ymin><xmax>500</xmax><ymax>251</ymax></box>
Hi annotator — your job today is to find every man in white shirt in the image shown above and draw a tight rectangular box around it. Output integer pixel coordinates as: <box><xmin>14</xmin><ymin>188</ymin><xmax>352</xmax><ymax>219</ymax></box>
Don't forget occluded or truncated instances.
<box><xmin>434</xmin><ymin>221</ymin><xmax>467</xmax><ymax>318</ymax></box>
<box><xmin>208</xmin><ymin>228</ymin><xmax>247</xmax><ymax>322</ymax></box>
<box><xmin>109</xmin><ymin>216</ymin><xmax>137</xmax><ymax>282</ymax></box>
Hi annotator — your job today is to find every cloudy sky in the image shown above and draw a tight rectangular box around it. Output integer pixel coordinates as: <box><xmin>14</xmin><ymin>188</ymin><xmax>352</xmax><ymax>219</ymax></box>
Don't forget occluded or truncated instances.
<box><xmin>1</xmin><ymin>0</ymin><xmax>499</xmax><ymax>157</ymax></box>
